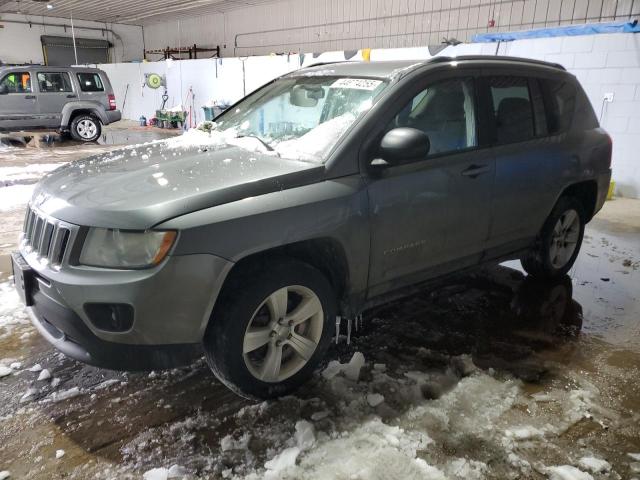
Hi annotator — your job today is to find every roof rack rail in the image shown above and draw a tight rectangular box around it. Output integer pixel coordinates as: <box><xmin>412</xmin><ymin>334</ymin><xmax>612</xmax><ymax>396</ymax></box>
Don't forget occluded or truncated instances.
<box><xmin>427</xmin><ymin>55</ymin><xmax>566</xmax><ymax>71</ymax></box>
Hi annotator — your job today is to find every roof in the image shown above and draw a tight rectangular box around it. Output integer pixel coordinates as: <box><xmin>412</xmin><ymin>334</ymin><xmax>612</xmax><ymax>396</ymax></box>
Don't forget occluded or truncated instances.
<box><xmin>0</xmin><ymin>65</ymin><xmax>104</xmax><ymax>72</ymax></box>
<box><xmin>290</xmin><ymin>55</ymin><xmax>565</xmax><ymax>79</ymax></box>
<box><xmin>288</xmin><ymin>60</ymin><xmax>425</xmax><ymax>79</ymax></box>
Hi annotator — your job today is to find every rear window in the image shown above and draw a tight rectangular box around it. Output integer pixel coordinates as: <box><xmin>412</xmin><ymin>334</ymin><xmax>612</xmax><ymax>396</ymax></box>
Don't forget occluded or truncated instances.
<box><xmin>488</xmin><ymin>76</ymin><xmax>535</xmax><ymax>145</ymax></box>
<box><xmin>77</xmin><ymin>73</ymin><xmax>104</xmax><ymax>92</ymax></box>
<box><xmin>540</xmin><ymin>79</ymin><xmax>576</xmax><ymax>135</ymax></box>
<box><xmin>37</xmin><ymin>72</ymin><xmax>73</xmax><ymax>93</ymax></box>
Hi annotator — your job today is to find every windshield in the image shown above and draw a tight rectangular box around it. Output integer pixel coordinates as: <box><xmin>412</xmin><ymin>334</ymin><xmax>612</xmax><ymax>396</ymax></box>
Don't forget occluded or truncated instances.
<box><xmin>207</xmin><ymin>76</ymin><xmax>388</xmax><ymax>163</ymax></box>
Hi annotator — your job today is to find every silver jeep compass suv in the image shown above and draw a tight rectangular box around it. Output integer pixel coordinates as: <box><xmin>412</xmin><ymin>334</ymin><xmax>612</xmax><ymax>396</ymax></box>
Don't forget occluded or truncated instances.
<box><xmin>0</xmin><ymin>66</ymin><xmax>121</xmax><ymax>142</ymax></box>
<box><xmin>12</xmin><ymin>57</ymin><xmax>612</xmax><ymax>399</ymax></box>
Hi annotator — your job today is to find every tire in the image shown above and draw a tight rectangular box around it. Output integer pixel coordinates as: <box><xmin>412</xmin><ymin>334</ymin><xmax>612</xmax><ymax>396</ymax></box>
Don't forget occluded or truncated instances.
<box><xmin>521</xmin><ymin>196</ymin><xmax>585</xmax><ymax>278</ymax></box>
<box><xmin>204</xmin><ymin>259</ymin><xmax>337</xmax><ymax>400</ymax></box>
<box><xmin>69</xmin><ymin>114</ymin><xmax>101</xmax><ymax>142</ymax></box>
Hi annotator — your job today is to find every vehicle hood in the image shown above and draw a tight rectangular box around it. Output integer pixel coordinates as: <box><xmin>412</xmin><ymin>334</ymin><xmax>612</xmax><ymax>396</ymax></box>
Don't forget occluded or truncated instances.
<box><xmin>32</xmin><ymin>142</ymin><xmax>324</xmax><ymax>229</ymax></box>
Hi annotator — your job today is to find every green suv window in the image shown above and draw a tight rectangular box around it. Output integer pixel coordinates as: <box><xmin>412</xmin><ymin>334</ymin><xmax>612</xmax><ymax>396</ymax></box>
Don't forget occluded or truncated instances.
<box><xmin>0</xmin><ymin>72</ymin><xmax>32</xmax><ymax>93</ymax></box>
<box><xmin>77</xmin><ymin>73</ymin><xmax>104</xmax><ymax>92</ymax></box>
<box><xmin>37</xmin><ymin>72</ymin><xmax>73</xmax><ymax>93</ymax></box>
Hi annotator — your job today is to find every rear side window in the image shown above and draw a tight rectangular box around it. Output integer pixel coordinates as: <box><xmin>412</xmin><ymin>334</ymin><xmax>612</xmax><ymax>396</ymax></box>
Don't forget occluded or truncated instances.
<box><xmin>77</xmin><ymin>73</ymin><xmax>104</xmax><ymax>92</ymax></box>
<box><xmin>540</xmin><ymin>79</ymin><xmax>576</xmax><ymax>134</ymax></box>
<box><xmin>37</xmin><ymin>72</ymin><xmax>73</xmax><ymax>93</ymax></box>
<box><xmin>488</xmin><ymin>76</ymin><xmax>535</xmax><ymax>144</ymax></box>
<box><xmin>0</xmin><ymin>72</ymin><xmax>32</xmax><ymax>93</ymax></box>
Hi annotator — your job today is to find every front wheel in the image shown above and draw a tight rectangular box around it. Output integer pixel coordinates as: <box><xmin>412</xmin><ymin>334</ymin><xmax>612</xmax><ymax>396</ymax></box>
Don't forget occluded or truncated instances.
<box><xmin>521</xmin><ymin>196</ymin><xmax>585</xmax><ymax>278</ymax></box>
<box><xmin>204</xmin><ymin>259</ymin><xmax>336</xmax><ymax>399</ymax></box>
<box><xmin>69</xmin><ymin>114</ymin><xmax>102</xmax><ymax>142</ymax></box>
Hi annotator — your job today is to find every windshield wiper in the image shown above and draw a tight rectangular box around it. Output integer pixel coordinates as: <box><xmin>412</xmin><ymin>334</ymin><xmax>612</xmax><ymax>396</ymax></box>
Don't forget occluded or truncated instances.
<box><xmin>235</xmin><ymin>134</ymin><xmax>278</xmax><ymax>154</ymax></box>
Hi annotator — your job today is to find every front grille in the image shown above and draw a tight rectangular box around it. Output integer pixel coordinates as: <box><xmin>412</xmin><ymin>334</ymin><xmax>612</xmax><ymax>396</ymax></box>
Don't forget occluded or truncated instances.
<box><xmin>22</xmin><ymin>207</ymin><xmax>72</xmax><ymax>265</ymax></box>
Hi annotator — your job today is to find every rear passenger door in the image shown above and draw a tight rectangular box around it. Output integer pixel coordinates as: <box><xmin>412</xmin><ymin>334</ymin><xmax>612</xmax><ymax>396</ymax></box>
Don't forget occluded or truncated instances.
<box><xmin>36</xmin><ymin>71</ymin><xmax>76</xmax><ymax>128</ymax></box>
<box><xmin>481</xmin><ymin>72</ymin><xmax>572</xmax><ymax>254</ymax></box>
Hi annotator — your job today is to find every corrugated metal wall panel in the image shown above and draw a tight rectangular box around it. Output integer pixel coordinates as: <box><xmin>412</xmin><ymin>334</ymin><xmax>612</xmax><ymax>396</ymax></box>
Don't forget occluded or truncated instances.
<box><xmin>142</xmin><ymin>0</ymin><xmax>639</xmax><ymax>57</ymax></box>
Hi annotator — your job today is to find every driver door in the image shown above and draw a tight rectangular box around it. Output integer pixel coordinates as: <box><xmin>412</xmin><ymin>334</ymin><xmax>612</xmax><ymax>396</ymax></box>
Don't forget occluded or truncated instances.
<box><xmin>0</xmin><ymin>71</ymin><xmax>39</xmax><ymax>130</ymax></box>
<box><xmin>366</xmin><ymin>74</ymin><xmax>495</xmax><ymax>298</ymax></box>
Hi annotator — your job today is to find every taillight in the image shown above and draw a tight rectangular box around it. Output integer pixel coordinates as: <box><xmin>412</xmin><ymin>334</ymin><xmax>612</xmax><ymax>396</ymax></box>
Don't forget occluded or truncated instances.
<box><xmin>108</xmin><ymin>94</ymin><xmax>116</xmax><ymax>111</ymax></box>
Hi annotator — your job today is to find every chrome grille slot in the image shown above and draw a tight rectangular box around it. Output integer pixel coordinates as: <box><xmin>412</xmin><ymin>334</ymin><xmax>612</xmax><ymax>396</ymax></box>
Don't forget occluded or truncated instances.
<box><xmin>53</xmin><ymin>227</ymin><xmax>70</xmax><ymax>265</ymax></box>
<box><xmin>23</xmin><ymin>209</ymin><xmax>35</xmax><ymax>240</ymax></box>
<box><xmin>32</xmin><ymin>217</ymin><xmax>44</xmax><ymax>252</ymax></box>
<box><xmin>41</xmin><ymin>223</ymin><xmax>54</xmax><ymax>257</ymax></box>
<box><xmin>21</xmin><ymin>207</ymin><xmax>74</xmax><ymax>265</ymax></box>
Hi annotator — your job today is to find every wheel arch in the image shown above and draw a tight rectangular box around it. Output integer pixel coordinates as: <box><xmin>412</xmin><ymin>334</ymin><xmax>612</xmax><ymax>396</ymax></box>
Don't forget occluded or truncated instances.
<box><xmin>61</xmin><ymin>104</ymin><xmax>106</xmax><ymax>128</ymax></box>
<box><xmin>208</xmin><ymin>237</ymin><xmax>351</xmax><ymax>331</ymax></box>
<box><xmin>559</xmin><ymin>180</ymin><xmax>598</xmax><ymax>221</ymax></box>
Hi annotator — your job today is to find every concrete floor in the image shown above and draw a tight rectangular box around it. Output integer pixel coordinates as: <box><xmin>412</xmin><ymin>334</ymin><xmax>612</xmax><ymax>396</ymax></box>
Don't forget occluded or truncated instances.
<box><xmin>0</xmin><ymin>131</ymin><xmax>639</xmax><ymax>479</ymax></box>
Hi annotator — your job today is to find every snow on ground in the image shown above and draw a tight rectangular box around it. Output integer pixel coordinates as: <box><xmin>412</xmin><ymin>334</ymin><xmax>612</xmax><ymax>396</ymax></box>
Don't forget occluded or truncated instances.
<box><xmin>119</xmin><ymin>348</ymin><xmax>617</xmax><ymax>480</ymax></box>
<box><xmin>545</xmin><ymin>465</ymin><xmax>594</xmax><ymax>480</ymax></box>
<box><xmin>0</xmin><ymin>282</ymin><xmax>30</xmax><ymax>340</ymax></box>
<box><xmin>0</xmin><ymin>184</ymin><xmax>35</xmax><ymax>212</ymax></box>
<box><xmin>0</xmin><ymin>163</ymin><xmax>63</xmax><ymax>186</ymax></box>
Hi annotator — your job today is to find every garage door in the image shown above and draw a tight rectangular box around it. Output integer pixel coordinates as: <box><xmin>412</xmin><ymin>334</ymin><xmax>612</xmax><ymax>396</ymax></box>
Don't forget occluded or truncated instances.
<box><xmin>41</xmin><ymin>35</ymin><xmax>111</xmax><ymax>66</ymax></box>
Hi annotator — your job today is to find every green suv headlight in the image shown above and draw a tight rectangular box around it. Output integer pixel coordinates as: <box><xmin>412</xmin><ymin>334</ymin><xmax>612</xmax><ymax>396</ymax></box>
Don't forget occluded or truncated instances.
<box><xmin>79</xmin><ymin>228</ymin><xmax>177</xmax><ymax>269</ymax></box>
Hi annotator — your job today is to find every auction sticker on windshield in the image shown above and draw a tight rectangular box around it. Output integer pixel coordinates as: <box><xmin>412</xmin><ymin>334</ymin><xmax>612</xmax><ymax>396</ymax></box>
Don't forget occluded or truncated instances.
<box><xmin>331</xmin><ymin>78</ymin><xmax>383</xmax><ymax>90</ymax></box>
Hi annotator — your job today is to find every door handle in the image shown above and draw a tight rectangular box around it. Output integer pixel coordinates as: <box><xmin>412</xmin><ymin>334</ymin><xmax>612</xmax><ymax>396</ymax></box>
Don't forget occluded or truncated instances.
<box><xmin>461</xmin><ymin>164</ymin><xmax>490</xmax><ymax>178</ymax></box>
<box><xmin>66</xmin><ymin>94</ymin><xmax>77</xmax><ymax>98</ymax></box>
<box><xmin>25</xmin><ymin>95</ymin><xmax>36</xmax><ymax>100</ymax></box>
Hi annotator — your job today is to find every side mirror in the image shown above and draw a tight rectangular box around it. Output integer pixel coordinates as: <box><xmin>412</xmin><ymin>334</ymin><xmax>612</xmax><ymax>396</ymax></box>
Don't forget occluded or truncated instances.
<box><xmin>377</xmin><ymin>127</ymin><xmax>430</xmax><ymax>166</ymax></box>
<box><xmin>0</xmin><ymin>84</ymin><xmax>8</xmax><ymax>95</ymax></box>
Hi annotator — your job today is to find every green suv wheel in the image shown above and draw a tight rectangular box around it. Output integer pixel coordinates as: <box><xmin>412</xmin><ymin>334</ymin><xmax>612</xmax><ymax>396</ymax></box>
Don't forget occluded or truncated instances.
<box><xmin>70</xmin><ymin>114</ymin><xmax>102</xmax><ymax>142</ymax></box>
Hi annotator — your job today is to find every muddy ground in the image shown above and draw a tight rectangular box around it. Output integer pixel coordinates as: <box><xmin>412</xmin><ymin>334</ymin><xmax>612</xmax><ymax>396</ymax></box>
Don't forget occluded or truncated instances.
<box><xmin>0</xmin><ymin>129</ymin><xmax>639</xmax><ymax>479</ymax></box>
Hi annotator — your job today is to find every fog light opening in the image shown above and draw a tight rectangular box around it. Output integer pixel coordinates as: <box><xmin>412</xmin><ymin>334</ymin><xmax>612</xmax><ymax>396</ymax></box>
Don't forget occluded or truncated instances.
<box><xmin>84</xmin><ymin>303</ymin><xmax>134</xmax><ymax>332</ymax></box>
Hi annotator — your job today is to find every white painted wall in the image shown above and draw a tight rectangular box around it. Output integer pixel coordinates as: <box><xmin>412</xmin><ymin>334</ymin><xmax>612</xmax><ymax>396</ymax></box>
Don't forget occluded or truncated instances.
<box><xmin>98</xmin><ymin>55</ymin><xmax>302</xmax><ymax>125</ymax></box>
<box><xmin>450</xmin><ymin>34</ymin><xmax>640</xmax><ymax>198</ymax></box>
<box><xmin>0</xmin><ymin>13</ymin><xmax>144</xmax><ymax>65</ymax></box>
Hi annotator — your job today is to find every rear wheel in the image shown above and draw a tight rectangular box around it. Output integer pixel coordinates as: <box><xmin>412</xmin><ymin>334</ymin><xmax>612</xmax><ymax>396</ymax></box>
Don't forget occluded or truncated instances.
<box><xmin>204</xmin><ymin>259</ymin><xmax>336</xmax><ymax>399</ymax></box>
<box><xmin>521</xmin><ymin>196</ymin><xmax>585</xmax><ymax>278</ymax></box>
<box><xmin>70</xmin><ymin>114</ymin><xmax>101</xmax><ymax>142</ymax></box>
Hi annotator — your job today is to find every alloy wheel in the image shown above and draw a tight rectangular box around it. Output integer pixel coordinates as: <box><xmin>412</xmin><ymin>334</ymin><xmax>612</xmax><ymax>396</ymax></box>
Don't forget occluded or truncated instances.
<box><xmin>549</xmin><ymin>209</ymin><xmax>580</xmax><ymax>269</ymax></box>
<box><xmin>76</xmin><ymin>119</ymin><xmax>97</xmax><ymax>139</ymax></box>
<box><xmin>243</xmin><ymin>285</ymin><xmax>323</xmax><ymax>383</ymax></box>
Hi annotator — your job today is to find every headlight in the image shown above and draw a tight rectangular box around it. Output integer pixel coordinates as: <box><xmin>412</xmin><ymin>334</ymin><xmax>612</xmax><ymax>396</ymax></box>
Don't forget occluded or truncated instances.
<box><xmin>79</xmin><ymin>228</ymin><xmax>177</xmax><ymax>269</ymax></box>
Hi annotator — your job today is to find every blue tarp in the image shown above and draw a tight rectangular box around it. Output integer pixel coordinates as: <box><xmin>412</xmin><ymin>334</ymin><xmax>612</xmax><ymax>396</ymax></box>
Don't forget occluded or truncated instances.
<box><xmin>473</xmin><ymin>21</ymin><xmax>640</xmax><ymax>42</ymax></box>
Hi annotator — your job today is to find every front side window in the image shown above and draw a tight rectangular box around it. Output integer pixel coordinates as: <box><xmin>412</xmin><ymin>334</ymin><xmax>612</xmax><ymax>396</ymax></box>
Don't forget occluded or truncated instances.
<box><xmin>388</xmin><ymin>77</ymin><xmax>477</xmax><ymax>156</ymax></box>
<box><xmin>0</xmin><ymin>72</ymin><xmax>32</xmax><ymax>94</ymax></box>
<box><xmin>489</xmin><ymin>76</ymin><xmax>535</xmax><ymax>144</ymax></box>
<box><xmin>37</xmin><ymin>72</ymin><xmax>73</xmax><ymax>93</ymax></box>
<box><xmin>210</xmin><ymin>76</ymin><xmax>388</xmax><ymax>163</ymax></box>
<box><xmin>77</xmin><ymin>73</ymin><xmax>104</xmax><ymax>92</ymax></box>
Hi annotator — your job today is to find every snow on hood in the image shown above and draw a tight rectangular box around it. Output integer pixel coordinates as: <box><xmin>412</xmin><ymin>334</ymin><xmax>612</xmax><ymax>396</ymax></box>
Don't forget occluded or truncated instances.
<box><xmin>31</xmin><ymin>129</ymin><xmax>323</xmax><ymax>229</ymax></box>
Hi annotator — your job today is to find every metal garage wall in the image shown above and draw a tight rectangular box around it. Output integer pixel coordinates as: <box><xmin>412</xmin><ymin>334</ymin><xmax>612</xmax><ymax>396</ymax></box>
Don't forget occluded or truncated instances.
<box><xmin>41</xmin><ymin>35</ymin><xmax>112</xmax><ymax>66</ymax></box>
<box><xmin>142</xmin><ymin>0</ymin><xmax>640</xmax><ymax>57</ymax></box>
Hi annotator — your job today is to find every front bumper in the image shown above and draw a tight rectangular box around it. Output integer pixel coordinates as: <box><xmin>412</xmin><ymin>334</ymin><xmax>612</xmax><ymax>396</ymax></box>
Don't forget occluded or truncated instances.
<box><xmin>28</xmin><ymin>288</ymin><xmax>202</xmax><ymax>370</ymax></box>
<box><xmin>16</xmin><ymin>247</ymin><xmax>233</xmax><ymax>369</ymax></box>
